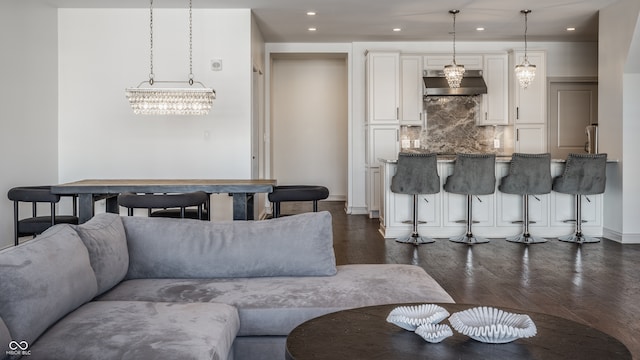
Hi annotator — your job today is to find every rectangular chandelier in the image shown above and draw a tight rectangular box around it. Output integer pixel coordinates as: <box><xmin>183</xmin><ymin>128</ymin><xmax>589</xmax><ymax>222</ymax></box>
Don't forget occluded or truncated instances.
<box><xmin>126</xmin><ymin>83</ymin><xmax>216</xmax><ymax>115</ymax></box>
<box><xmin>126</xmin><ymin>0</ymin><xmax>215</xmax><ymax>116</ymax></box>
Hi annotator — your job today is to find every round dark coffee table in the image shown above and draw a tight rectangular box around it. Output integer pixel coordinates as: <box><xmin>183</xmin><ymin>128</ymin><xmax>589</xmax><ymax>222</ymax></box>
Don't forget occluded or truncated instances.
<box><xmin>285</xmin><ymin>303</ymin><xmax>631</xmax><ymax>360</ymax></box>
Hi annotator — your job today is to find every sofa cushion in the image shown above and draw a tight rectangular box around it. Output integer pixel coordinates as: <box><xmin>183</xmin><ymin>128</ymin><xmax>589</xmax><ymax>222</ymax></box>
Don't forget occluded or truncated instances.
<box><xmin>73</xmin><ymin>213</ymin><xmax>129</xmax><ymax>295</ymax></box>
<box><xmin>0</xmin><ymin>225</ymin><xmax>98</xmax><ymax>345</ymax></box>
<box><xmin>123</xmin><ymin>211</ymin><xmax>336</xmax><ymax>279</ymax></box>
<box><xmin>99</xmin><ymin>264</ymin><xmax>454</xmax><ymax>336</ymax></box>
<box><xmin>28</xmin><ymin>301</ymin><xmax>239</xmax><ymax>360</ymax></box>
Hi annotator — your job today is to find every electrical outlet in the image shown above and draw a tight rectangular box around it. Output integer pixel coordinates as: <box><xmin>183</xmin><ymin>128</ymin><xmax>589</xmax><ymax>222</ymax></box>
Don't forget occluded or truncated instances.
<box><xmin>211</xmin><ymin>59</ymin><xmax>223</xmax><ymax>71</ymax></box>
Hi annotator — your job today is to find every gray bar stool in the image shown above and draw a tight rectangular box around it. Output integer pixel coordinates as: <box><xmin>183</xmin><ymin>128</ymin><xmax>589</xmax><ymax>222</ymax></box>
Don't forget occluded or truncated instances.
<box><xmin>444</xmin><ymin>153</ymin><xmax>496</xmax><ymax>244</ymax></box>
<box><xmin>390</xmin><ymin>152</ymin><xmax>440</xmax><ymax>245</ymax></box>
<box><xmin>552</xmin><ymin>153</ymin><xmax>607</xmax><ymax>243</ymax></box>
<box><xmin>498</xmin><ymin>153</ymin><xmax>552</xmax><ymax>244</ymax></box>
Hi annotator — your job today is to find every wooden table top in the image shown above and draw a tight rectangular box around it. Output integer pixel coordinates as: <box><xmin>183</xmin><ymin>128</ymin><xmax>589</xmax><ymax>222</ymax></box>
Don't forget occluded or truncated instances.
<box><xmin>51</xmin><ymin>179</ymin><xmax>277</xmax><ymax>194</ymax></box>
<box><xmin>286</xmin><ymin>303</ymin><xmax>631</xmax><ymax>360</ymax></box>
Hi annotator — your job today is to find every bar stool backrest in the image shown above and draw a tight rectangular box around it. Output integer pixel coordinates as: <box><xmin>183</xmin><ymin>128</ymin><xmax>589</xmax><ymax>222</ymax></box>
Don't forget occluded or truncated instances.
<box><xmin>444</xmin><ymin>153</ymin><xmax>496</xmax><ymax>195</ymax></box>
<box><xmin>390</xmin><ymin>152</ymin><xmax>440</xmax><ymax>195</ymax></box>
<box><xmin>552</xmin><ymin>153</ymin><xmax>607</xmax><ymax>195</ymax></box>
<box><xmin>499</xmin><ymin>153</ymin><xmax>552</xmax><ymax>195</ymax></box>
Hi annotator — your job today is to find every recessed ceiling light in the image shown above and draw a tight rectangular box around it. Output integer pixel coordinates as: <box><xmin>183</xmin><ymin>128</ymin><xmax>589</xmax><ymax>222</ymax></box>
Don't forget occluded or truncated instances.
<box><xmin>308</xmin><ymin>27</ymin><xmax>317</xmax><ymax>32</ymax></box>
<box><xmin>566</xmin><ymin>27</ymin><xmax>576</xmax><ymax>31</ymax></box>
<box><xmin>476</xmin><ymin>27</ymin><xmax>485</xmax><ymax>31</ymax></box>
<box><xmin>306</xmin><ymin>11</ymin><xmax>316</xmax><ymax>16</ymax></box>
<box><xmin>393</xmin><ymin>28</ymin><xmax>402</xmax><ymax>32</ymax></box>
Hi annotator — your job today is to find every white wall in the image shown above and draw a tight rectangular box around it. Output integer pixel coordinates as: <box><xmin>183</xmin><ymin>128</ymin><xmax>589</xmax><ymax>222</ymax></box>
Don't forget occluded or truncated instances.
<box><xmin>271</xmin><ymin>57</ymin><xmax>348</xmax><ymax>199</ymax></box>
<box><xmin>599</xmin><ymin>0</ymin><xmax>640</xmax><ymax>243</ymax></box>
<box><xmin>0</xmin><ymin>2</ymin><xmax>59</xmax><ymax>249</ymax></box>
<box><xmin>58</xmin><ymin>9</ymin><xmax>254</xmax><ymax>219</ymax></box>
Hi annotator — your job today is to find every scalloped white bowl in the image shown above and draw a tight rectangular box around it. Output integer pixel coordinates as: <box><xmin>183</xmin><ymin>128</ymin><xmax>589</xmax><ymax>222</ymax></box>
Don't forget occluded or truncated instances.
<box><xmin>415</xmin><ymin>323</ymin><xmax>454</xmax><ymax>343</ymax></box>
<box><xmin>386</xmin><ymin>304</ymin><xmax>450</xmax><ymax>331</ymax></box>
<box><xmin>448</xmin><ymin>306</ymin><xmax>537</xmax><ymax>344</ymax></box>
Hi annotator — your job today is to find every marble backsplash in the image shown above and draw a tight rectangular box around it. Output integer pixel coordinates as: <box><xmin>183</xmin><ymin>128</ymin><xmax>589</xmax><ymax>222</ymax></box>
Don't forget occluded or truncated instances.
<box><xmin>420</xmin><ymin>96</ymin><xmax>512</xmax><ymax>154</ymax></box>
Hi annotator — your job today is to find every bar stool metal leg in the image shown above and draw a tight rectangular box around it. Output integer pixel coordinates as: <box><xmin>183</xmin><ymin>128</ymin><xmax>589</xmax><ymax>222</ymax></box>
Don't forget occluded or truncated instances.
<box><xmin>559</xmin><ymin>195</ymin><xmax>600</xmax><ymax>244</ymax></box>
<box><xmin>507</xmin><ymin>195</ymin><xmax>547</xmax><ymax>244</ymax></box>
<box><xmin>396</xmin><ymin>195</ymin><xmax>435</xmax><ymax>245</ymax></box>
<box><xmin>449</xmin><ymin>195</ymin><xmax>490</xmax><ymax>245</ymax></box>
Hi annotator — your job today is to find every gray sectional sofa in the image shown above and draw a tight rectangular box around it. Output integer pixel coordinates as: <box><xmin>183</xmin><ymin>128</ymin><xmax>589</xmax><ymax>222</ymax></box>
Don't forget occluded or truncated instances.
<box><xmin>0</xmin><ymin>211</ymin><xmax>454</xmax><ymax>360</ymax></box>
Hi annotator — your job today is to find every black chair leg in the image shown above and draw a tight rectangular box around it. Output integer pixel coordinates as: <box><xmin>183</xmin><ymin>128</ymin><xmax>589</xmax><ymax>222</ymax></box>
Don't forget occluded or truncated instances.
<box><xmin>273</xmin><ymin>202</ymin><xmax>281</xmax><ymax>218</ymax></box>
<box><xmin>13</xmin><ymin>201</ymin><xmax>19</xmax><ymax>246</ymax></box>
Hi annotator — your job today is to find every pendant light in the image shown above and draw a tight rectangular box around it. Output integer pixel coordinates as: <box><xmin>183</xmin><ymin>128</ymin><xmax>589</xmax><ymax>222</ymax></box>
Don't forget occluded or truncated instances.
<box><xmin>444</xmin><ymin>10</ymin><xmax>465</xmax><ymax>88</ymax></box>
<box><xmin>515</xmin><ymin>10</ymin><xmax>536</xmax><ymax>89</ymax></box>
<box><xmin>125</xmin><ymin>0</ymin><xmax>215</xmax><ymax>115</ymax></box>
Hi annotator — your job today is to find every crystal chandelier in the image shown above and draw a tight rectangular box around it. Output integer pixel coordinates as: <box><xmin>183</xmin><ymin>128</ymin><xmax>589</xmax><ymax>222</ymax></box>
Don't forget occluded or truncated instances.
<box><xmin>515</xmin><ymin>10</ymin><xmax>536</xmax><ymax>89</ymax></box>
<box><xmin>444</xmin><ymin>10</ymin><xmax>465</xmax><ymax>88</ymax></box>
<box><xmin>125</xmin><ymin>0</ymin><xmax>215</xmax><ymax>115</ymax></box>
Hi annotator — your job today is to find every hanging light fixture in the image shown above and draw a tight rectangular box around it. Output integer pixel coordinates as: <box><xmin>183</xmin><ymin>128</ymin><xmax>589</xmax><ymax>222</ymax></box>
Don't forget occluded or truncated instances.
<box><xmin>444</xmin><ymin>10</ymin><xmax>465</xmax><ymax>88</ymax></box>
<box><xmin>515</xmin><ymin>9</ymin><xmax>536</xmax><ymax>89</ymax></box>
<box><xmin>125</xmin><ymin>0</ymin><xmax>215</xmax><ymax>115</ymax></box>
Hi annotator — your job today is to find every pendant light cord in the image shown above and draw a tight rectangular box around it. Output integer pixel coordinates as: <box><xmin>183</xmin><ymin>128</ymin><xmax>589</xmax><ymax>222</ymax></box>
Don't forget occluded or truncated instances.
<box><xmin>452</xmin><ymin>11</ymin><xmax>457</xmax><ymax>64</ymax></box>
<box><xmin>149</xmin><ymin>0</ymin><xmax>154</xmax><ymax>85</ymax></box>
<box><xmin>188</xmin><ymin>0</ymin><xmax>194</xmax><ymax>85</ymax></box>
<box><xmin>448</xmin><ymin>10</ymin><xmax>460</xmax><ymax>65</ymax></box>
<box><xmin>522</xmin><ymin>10</ymin><xmax>530</xmax><ymax>62</ymax></box>
<box><xmin>148</xmin><ymin>0</ymin><xmax>195</xmax><ymax>86</ymax></box>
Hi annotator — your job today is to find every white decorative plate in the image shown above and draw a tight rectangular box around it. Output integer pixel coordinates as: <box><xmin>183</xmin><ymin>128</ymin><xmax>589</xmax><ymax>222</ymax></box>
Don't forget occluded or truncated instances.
<box><xmin>415</xmin><ymin>323</ymin><xmax>454</xmax><ymax>343</ymax></box>
<box><xmin>386</xmin><ymin>304</ymin><xmax>450</xmax><ymax>331</ymax></box>
<box><xmin>448</xmin><ymin>306</ymin><xmax>537</xmax><ymax>344</ymax></box>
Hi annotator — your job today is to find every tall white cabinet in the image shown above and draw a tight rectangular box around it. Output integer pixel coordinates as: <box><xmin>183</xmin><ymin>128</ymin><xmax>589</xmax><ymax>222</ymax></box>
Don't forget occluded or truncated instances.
<box><xmin>365</xmin><ymin>51</ymin><xmax>400</xmax><ymax>217</ymax></box>
<box><xmin>510</xmin><ymin>50</ymin><xmax>547</xmax><ymax>153</ymax></box>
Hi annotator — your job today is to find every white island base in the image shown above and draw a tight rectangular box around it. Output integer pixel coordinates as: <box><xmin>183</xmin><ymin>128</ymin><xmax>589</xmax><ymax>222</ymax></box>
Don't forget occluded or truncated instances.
<box><xmin>379</xmin><ymin>158</ymin><xmax>605</xmax><ymax>240</ymax></box>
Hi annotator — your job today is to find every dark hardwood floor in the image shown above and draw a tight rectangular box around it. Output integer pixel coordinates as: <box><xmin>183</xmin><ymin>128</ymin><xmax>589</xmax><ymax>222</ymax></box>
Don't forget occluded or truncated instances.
<box><xmin>280</xmin><ymin>201</ymin><xmax>640</xmax><ymax>359</ymax></box>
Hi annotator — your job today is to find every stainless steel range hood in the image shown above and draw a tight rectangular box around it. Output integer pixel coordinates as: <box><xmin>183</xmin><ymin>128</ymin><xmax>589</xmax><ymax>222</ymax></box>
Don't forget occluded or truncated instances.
<box><xmin>423</xmin><ymin>69</ymin><xmax>488</xmax><ymax>96</ymax></box>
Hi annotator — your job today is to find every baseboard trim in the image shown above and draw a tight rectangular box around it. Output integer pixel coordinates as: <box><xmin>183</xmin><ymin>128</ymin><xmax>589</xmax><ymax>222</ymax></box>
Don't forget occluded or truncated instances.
<box><xmin>603</xmin><ymin>227</ymin><xmax>640</xmax><ymax>244</ymax></box>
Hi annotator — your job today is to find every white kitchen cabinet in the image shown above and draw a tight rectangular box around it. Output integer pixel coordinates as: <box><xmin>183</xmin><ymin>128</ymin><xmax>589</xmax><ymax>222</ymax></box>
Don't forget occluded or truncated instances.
<box><xmin>366</xmin><ymin>125</ymin><xmax>398</xmax><ymax>217</ymax></box>
<box><xmin>400</xmin><ymin>55</ymin><xmax>424</xmax><ymax>126</ymax></box>
<box><xmin>511</xmin><ymin>50</ymin><xmax>546</xmax><ymax>124</ymax></box>
<box><xmin>479</xmin><ymin>54</ymin><xmax>509</xmax><ymax>125</ymax></box>
<box><xmin>367</xmin><ymin>125</ymin><xmax>399</xmax><ymax>166</ymax></box>
<box><xmin>366</xmin><ymin>51</ymin><xmax>400</xmax><ymax>124</ymax></box>
<box><xmin>515</xmin><ymin>124</ymin><xmax>546</xmax><ymax>153</ymax></box>
<box><xmin>378</xmin><ymin>160</ymin><xmax>607</xmax><ymax>239</ymax></box>
<box><xmin>367</xmin><ymin>166</ymin><xmax>381</xmax><ymax>218</ymax></box>
<box><xmin>423</xmin><ymin>55</ymin><xmax>483</xmax><ymax>70</ymax></box>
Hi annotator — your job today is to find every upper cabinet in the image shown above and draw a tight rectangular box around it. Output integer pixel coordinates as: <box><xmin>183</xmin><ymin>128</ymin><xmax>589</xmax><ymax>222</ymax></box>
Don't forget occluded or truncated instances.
<box><xmin>400</xmin><ymin>55</ymin><xmax>424</xmax><ymax>126</ymax></box>
<box><xmin>479</xmin><ymin>54</ymin><xmax>509</xmax><ymax>125</ymax></box>
<box><xmin>510</xmin><ymin>50</ymin><xmax>547</xmax><ymax>124</ymax></box>
<box><xmin>366</xmin><ymin>51</ymin><xmax>400</xmax><ymax>124</ymax></box>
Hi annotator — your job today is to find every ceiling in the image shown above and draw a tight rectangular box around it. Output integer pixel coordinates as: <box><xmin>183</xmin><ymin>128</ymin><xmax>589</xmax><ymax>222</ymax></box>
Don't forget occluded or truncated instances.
<box><xmin>39</xmin><ymin>0</ymin><xmax>621</xmax><ymax>42</ymax></box>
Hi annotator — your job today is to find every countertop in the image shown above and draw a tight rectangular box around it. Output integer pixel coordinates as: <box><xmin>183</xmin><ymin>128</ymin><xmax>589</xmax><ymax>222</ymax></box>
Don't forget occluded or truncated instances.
<box><xmin>379</xmin><ymin>155</ymin><xmax>619</xmax><ymax>164</ymax></box>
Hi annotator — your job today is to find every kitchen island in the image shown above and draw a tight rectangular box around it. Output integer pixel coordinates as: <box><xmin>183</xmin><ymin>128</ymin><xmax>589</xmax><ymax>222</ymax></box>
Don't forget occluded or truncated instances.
<box><xmin>378</xmin><ymin>156</ymin><xmax>612</xmax><ymax>239</ymax></box>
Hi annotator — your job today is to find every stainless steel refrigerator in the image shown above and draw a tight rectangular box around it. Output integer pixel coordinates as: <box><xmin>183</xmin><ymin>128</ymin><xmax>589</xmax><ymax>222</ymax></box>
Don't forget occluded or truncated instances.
<box><xmin>585</xmin><ymin>124</ymin><xmax>598</xmax><ymax>153</ymax></box>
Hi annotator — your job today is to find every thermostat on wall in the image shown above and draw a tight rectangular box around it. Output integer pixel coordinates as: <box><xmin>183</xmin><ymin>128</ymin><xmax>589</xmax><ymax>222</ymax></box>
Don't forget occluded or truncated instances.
<box><xmin>211</xmin><ymin>59</ymin><xmax>223</xmax><ymax>71</ymax></box>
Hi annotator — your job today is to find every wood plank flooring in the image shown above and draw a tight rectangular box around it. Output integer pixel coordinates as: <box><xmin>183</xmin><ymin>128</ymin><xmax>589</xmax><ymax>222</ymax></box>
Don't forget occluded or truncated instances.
<box><xmin>279</xmin><ymin>201</ymin><xmax>640</xmax><ymax>359</ymax></box>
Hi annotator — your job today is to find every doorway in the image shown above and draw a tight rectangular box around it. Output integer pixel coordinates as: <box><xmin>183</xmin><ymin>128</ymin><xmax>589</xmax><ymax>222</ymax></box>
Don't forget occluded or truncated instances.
<box><xmin>270</xmin><ymin>54</ymin><xmax>348</xmax><ymax>200</ymax></box>
<box><xmin>548</xmin><ymin>80</ymin><xmax>598</xmax><ymax>158</ymax></box>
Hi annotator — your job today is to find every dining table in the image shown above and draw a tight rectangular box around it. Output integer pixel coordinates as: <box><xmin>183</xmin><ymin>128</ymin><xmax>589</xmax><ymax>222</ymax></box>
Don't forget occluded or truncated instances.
<box><xmin>51</xmin><ymin>179</ymin><xmax>277</xmax><ymax>223</ymax></box>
